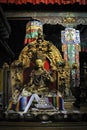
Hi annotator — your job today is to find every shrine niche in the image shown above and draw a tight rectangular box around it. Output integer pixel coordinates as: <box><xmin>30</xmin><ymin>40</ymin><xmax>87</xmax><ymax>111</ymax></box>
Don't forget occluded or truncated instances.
<box><xmin>7</xmin><ymin>20</ymin><xmax>70</xmax><ymax>114</ymax></box>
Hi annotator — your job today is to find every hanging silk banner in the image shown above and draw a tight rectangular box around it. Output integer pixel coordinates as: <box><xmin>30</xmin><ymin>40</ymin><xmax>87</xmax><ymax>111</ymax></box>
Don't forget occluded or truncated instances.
<box><xmin>61</xmin><ymin>28</ymin><xmax>80</xmax><ymax>87</ymax></box>
<box><xmin>24</xmin><ymin>19</ymin><xmax>43</xmax><ymax>45</ymax></box>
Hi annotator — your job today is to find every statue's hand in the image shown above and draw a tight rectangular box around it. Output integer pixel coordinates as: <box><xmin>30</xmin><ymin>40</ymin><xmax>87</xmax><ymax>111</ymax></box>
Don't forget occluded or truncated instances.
<box><xmin>21</xmin><ymin>88</ymin><xmax>32</xmax><ymax>96</ymax></box>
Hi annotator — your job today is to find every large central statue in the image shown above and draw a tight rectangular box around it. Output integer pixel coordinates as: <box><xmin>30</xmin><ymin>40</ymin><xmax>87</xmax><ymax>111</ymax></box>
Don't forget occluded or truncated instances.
<box><xmin>8</xmin><ymin>26</ymin><xmax>70</xmax><ymax>112</ymax></box>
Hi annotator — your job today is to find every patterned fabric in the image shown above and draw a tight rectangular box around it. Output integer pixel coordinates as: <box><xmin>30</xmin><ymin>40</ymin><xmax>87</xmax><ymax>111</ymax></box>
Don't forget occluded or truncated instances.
<box><xmin>24</xmin><ymin>20</ymin><xmax>43</xmax><ymax>45</ymax></box>
<box><xmin>61</xmin><ymin>28</ymin><xmax>80</xmax><ymax>87</ymax></box>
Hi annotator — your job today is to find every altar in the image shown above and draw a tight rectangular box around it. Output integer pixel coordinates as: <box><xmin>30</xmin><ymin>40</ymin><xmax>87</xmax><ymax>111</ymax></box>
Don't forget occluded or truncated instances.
<box><xmin>0</xmin><ymin>121</ymin><xmax>87</xmax><ymax>130</ymax></box>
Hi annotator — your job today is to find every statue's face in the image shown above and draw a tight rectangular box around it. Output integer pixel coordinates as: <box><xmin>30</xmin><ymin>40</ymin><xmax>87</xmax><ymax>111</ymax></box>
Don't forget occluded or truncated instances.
<box><xmin>36</xmin><ymin>42</ymin><xmax>48</xmax><ymax>52</ymax></box>
<box><xmin>28</xmin><ymin>51</ymin><xmax>32</xmax><ymax>59</ymax></box>
<box><xmin>36</xmin><ymin>59</ymin><xmax>43</xmax><ymax>68</ymax></box>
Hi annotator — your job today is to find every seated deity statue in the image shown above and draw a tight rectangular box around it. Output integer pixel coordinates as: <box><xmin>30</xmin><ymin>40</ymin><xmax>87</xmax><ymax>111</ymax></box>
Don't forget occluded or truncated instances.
<box><xmin>22</xmin><ymin>58</ymin><xmax>55</xmax><ymax>96</ymax></box>
<box><xmin>7</xmin><ymin>58</ymin><xmax>56</xmax><ymax>112</ymax></box>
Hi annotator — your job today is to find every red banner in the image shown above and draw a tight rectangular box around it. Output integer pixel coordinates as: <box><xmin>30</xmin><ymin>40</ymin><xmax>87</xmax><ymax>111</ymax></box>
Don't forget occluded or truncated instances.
<box><xmin>0</xmin><ymin>0</ymin><xmax>87</xmax><ymax>5</ymax></box>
